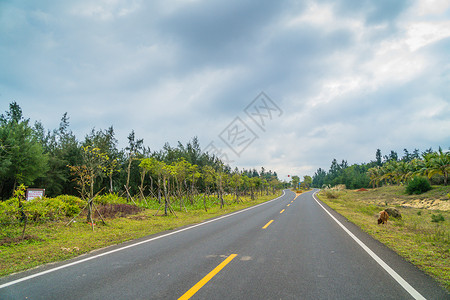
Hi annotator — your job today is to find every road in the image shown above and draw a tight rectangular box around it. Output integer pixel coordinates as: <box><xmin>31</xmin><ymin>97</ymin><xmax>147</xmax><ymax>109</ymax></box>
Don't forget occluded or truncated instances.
<box><xmin>0</xmin><ymin>189</ymin><xmax>448</xmax><ymax>299</ymax></box>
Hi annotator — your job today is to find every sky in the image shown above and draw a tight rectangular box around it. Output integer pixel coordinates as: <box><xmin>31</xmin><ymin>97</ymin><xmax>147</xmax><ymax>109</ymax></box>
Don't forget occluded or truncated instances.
<box><xmin>1</xmin><ymin>0</ymin><xmax>450</xmax><ymax>181</ymax></box>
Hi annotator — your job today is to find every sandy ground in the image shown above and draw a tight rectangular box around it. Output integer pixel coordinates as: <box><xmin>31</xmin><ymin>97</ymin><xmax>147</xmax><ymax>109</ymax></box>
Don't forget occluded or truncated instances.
<box><xmin>392</xmin><ymin>198</ymin><xmax>450</xmax><ymax>211</ymax></box>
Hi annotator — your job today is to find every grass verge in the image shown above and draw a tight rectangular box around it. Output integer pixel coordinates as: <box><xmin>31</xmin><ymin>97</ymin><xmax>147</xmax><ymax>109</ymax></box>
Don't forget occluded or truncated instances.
<box><xmin>0</xmin><ymin>192</ymin><xmax>281</xmax><ymax>278</ymax></box>
<box><xmin>317</xmin><ymin>186</ymin><xmax>450</xmax><ymax>291</ymax></box>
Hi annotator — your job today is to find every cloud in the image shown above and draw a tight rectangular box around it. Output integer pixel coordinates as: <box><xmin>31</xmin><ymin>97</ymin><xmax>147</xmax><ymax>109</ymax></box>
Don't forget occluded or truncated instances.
<box><xmin>0</xmin><ymin>0</ymin><xmax>449</xmax><ymax>180</ymax></box>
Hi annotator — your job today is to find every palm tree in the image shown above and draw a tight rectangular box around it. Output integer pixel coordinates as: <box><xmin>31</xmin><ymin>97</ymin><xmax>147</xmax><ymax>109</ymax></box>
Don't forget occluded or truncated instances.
<box><xmin>367</xmin><ymin>166</ymin><xmax>382</xmax><ymax>188</ymax></box>
<box><xmin>380</xmin><ymin>161</ymin><xmax>397</xmax><ymax>185</ymax></box>
<box><xmin>426</xmin><ymin>149</ymin><xmax>450</xmax><ymax>185</ymax></box>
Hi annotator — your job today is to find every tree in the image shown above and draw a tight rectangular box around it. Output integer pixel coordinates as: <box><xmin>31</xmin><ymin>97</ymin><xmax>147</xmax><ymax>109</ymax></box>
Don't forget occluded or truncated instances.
<box><xmin>0</xmin><ymin>102</ymin><xmax>48</xmax><ymax>198</ymax></box>
<box><xmin>375</xmin><ymin>149</ymin><xmax>382</xmax><ymax>166</ymax></box>
<box><xmin>187</xmin><ymin>163</ymin><xmax>201</xmax><ymax>205</ymax></box>
<box><xmin>303</xmin><ymin>175</ymin><xmax>312</xmax><ymax>189</ymax></box>
<box><xmin>172</xmin><ymin>158</ymin><xmax>190</xmax><ymax>210</ymax></box>
<box><xmin>367</xmin><ymin>166</ymin><xmax>382</xmax><ymax>188</ymax></box>
<box><xmin>68</xmin><ymin>145</ymin><xmax>109</xmax><ymax>222</ymax></box>
<box><xmin>312</xmin><ymin>168</ymin><xmax>326</xmax><ymax>188</ymax></box>
<box><xmin>230</xmin><ymin>172</ymin><xmax>244</xmax><ymax>203</ymax></box>
<box><xmin>291</xmin><ymin>175</ymin><xmax>300</xmax><ymax>189</ymax></box>
<box><xmin>139</xmin><ymin>157</ymin><xmax>158</xmax><ymax>200</ymax></box>
<box><xmin>125</xmin><ymin>130</ymin><xmax>143</xmax><ymax>200</ymax></box>
<box><xmin>84</xmin><ymin>126</ymin><xmax>120</xmax><ymax>193</ymax></box>
<box><xmin>202</xmin><ymin>165</ymin><xmax>216</xmax><ymax>206</ymax></box>
<box><xmin>425</xmin><ymin>149</ymin><xmax>449</xmax><ymax>185</ymax></box>
<box><xmin>215</xmin><ymin>165</ymin><xmax>226</xmax><ymax>208</ymax></box>
<box><xmin>249</xmin><ymin>177</ymin><xmax>261</xmax><ymax>200</ymax></box>
<box><xmin>33</xmin><ymin>113</ymin><xmax>82</xmax><ymax>197</ymax></box>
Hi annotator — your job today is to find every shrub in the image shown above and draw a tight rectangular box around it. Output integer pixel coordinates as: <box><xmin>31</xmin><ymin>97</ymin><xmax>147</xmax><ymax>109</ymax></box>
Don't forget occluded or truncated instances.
<box><xmin>431</xmin><ymin>213</ymin><xmax>445</xmax><ymax>223</ymax></box>
<box><xmin>324</xmin><ymin>190</ymin><xmax>339</xmax><ymax>199</ymax></box>
<box><xmin>0</xmin><ymin>195</ymin><xmax>86</xmax><ymax>224</ymax></box>
<box><xmin>0</xmin><ymin>199</ymin><xmax>18</xmax><ymax>225</ymax></box>
<box><xmin>54</xmin><ymin>195</ymin><xmax>85</xmax><ymax>216</ymax></box>
<box><xmin>406</xmin><ymin>177</ymin><xmax>431</xmax><ymax>195</ymax></box>
<box><xmin>95</xmin><ymin>193</ymin><xmax>127</xmax><ymax>205</ymax></box>
<box><xmin>24</xmin><ymin>198</ymin><xmax>66</xmax><ymax>222</ymax></box>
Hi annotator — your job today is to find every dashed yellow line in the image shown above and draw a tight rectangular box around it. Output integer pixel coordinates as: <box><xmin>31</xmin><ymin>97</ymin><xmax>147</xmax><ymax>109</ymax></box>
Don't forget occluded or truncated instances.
<box><xmin>280</xmin><ymin>209</ymin><xmax>285</xmax><ymax>214</ymax></box>
<box><xmin>287</xmin><ymin>204</ymin><xmax>291</xmax><ymax>207</ymax></box>
<box><xmin>178</xmin><ymin>254</ymin><xmax>238</xmax><ymax>300</ymax></box>
<box><xmin>262</xmin><ymin>220</ymin><xmax>274</xmax><ymax>229</ymax></box>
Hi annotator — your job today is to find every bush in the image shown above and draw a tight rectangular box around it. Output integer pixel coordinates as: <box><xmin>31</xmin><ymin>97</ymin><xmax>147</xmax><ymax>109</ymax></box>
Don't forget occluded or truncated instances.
<box><xmin>0</xmin><ymin>195</ymin><xmax>85</xmax><ymax>224</ymax></box>
<box><xmin>406</xmin><ymin>177</ymin><xmax>431</xmax><ymax>195</ymax></box>
<box><xmin>54</xmin><ymin>195</ymin><xmax>85</xmax><ymax>216</ymax></box>
<box><xmin>95</xmin><ymin>193</ymin><xmax>127</xmax><ymax>205</ymax></box>
<box><xmin>324</xmin><ymin>190</ymin><xmax>339</xmax><ymax>199</ymax></box>
<box><xmin>431</xmin><ymin>213</ymin><xmax>445</xmax><ymax>223</ymax></box>
<box><xmin>0</xmin><ymin>199</ymin><xmax>18</xmax><ymax>225</ymax></box>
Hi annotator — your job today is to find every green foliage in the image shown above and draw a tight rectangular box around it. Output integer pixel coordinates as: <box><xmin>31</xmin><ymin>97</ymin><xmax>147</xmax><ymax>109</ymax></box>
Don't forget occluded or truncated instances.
<box><xmin>431</xmin><ymin>213</ymin><xmax>445</xmax><ymax>223</ymax></box>
<box><xmin>0</xmin><ymin>195</ymin><xmax>85</xmax><ymax>225</ymax></box>
<box><xmin>406</xmin><ymin>176</ymin><xmax>432</xmax><ymax>195</ymax></box>
<box><xmin>0</xmin><ymin>102</ymin><xmax>282</xmax><ymax>208</ymax></box>
<box><xmin>95</xmin><ymin>193</ymin><xmax>127</xmax><ymax>205</ymax></box>
<box><xmin>33</xmin><ymin>113</ymin><xmax>82</xmax><ymax>197</ymax></box>
<box><xmin>313</xmin><ymin>148</ymin><xmax>450</xmax><ymax>190</ymax></box>
<box><xmin>303</xmin><ymin>175</ymin><xmax>312</xmax><ymax>189</ymax></box>
<box><xmin>291</xmin><ymin>175</ymin><xmax>300</xmax><ymax>188</ymax></box>
<box><xmin>0</xmin><ymin>199</ymin><xmax>17</xmax><ymax>225</ymax></box>
<box><xmin>0</xmin><ymin>102</ymin><xmax>48</xmax><ymax>198</ymax></box>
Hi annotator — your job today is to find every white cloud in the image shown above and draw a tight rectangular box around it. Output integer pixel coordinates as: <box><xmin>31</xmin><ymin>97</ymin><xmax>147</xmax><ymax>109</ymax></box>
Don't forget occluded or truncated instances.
<box><xmin>411</xmin><ymin>0</ymin><xmax>450</xmax><ymax>16</ymax></box>
<box><xmin>404</xmin><ymin>21</ymin><xmax>450</xmax><ymax>51</ymax></box>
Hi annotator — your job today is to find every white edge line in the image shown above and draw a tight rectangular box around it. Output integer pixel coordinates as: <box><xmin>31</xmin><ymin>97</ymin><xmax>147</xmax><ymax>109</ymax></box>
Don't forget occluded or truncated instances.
<box><xmin>0</xmin><ymin>190</ymin><xmax>288</xmax><ymax>289</ymax></box>
<box><xmin>312</xmin><ymin>191</ymin><xmax>426</xmax><ymax>300</ymax></box>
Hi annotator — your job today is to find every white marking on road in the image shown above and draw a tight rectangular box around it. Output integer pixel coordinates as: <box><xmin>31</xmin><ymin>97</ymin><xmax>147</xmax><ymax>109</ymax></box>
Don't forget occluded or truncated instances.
<box><xmin>0</xmin><ymin>191</ymin><xmax>288</xmax><ymax>289</ymax></box>
<box><xmin>313</xmin><ymin>191</ymin><xmax>426</xmax><ymax>300</ymax></box>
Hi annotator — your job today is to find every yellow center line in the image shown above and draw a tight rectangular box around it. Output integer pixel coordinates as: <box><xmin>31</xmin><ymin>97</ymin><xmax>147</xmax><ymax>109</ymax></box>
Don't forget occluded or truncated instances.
<box><xmin>287</xmin><ymin>204</ymin><xmax>290</xmax><ymax>207</ymax></box>
<box><xmin>262</xmin><ymin>220</ymin><xmax>274</xmax><ymax>229</ymax></box>
<box><xmin>178</xmin><ymin>254</ymin><xmax>238</xmax><ymax>300</ymax></box>
<box><xmin>280</xmin><ymin>209</ymin><xmax>285</xmax><ymax>214</ymax></box>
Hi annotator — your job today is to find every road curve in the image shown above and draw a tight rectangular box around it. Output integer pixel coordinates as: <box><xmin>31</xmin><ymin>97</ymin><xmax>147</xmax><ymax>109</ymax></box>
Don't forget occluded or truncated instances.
<box><xmin>0</xmin><ymin>189</ymin><xmax>447</xmax><ymax>299</ymax></box>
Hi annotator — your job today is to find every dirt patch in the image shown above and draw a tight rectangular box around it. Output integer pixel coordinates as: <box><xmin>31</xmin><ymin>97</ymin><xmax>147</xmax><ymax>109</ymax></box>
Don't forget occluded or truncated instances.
<box><xmin>398</xmin><ymin>199</ymin><xmax>450</xmax><ymax>211</ymax></box>
<box><xmin>0</xmin><ymin>234</ymin><xmax>43</xmax><ymax>246</ymax></box>
<box><xmin>357</xmin><ymin>188</ymin><xmax>369</xmax><ymax>192</ymax></box>
<box><xmin>127</xmin><ymin>215</ymin><xmax>149</xmax><ymax>220</ymax></box>
<box><xmin>93</xmin><ymin>204</ymin><xmax>143</xmax><ymax>219</ymax></box>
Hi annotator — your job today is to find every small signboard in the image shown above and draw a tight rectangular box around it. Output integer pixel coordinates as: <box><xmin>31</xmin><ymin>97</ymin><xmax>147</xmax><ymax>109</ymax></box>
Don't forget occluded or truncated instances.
<box><xmin>26</xmin><ymin>188</ymin><xmax>45</xmax><ymax>201</ymax></box>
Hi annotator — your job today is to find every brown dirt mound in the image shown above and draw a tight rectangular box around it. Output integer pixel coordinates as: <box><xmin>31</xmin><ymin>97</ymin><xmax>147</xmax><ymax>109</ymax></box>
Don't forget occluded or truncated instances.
<box><xmin>93</xmin><ymin>203</ymin><xmax>143</xmax><ymax>219</ymax></box>
<box><xmin>357</xmin><ymin>188</ymin><xmax>369</xmax><ymax>192</ymax></box>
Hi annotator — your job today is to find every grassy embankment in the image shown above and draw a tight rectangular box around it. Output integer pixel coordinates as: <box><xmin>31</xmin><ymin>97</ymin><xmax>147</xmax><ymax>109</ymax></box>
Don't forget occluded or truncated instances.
<box><xmin>317</xmin><ymin>185</ymin><xmax>450</xmax><ymax>291</ymax></box>
<box><xmin>0</xmin><ymin>192</ymin><xmax>281</xmax><ymax>277</ymax></box>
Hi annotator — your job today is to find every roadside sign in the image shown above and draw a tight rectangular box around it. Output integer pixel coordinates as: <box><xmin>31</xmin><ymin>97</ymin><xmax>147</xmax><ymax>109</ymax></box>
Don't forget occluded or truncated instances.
<box><xmin>26</xmin><ymin>188</ymin><xmax>45</xmax><ymax>201</ymax></box>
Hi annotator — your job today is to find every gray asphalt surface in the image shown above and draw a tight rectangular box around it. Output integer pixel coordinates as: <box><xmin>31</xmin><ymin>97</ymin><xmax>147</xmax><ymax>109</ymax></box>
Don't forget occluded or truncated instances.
<box><xmin>0</xmin><ymin>189</ymin><xmax>448</xmax><ymax>299</ymax></box>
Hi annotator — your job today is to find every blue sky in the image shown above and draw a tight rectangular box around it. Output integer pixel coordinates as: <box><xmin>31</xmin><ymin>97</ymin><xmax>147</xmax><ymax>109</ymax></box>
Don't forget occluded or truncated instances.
<box><xmin>1</xmin><ymin>0</ymin><xmax>449</xmax><ymax>180</ymax></box>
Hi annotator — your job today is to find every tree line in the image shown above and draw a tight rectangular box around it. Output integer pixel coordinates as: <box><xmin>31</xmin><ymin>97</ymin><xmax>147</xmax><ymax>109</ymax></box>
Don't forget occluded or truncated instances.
<box><xmin>312</xmin><ymin>148</ymin><xmax>449</xmax><ymax>189</ymax></box>
<box><xmin>0</xmin><ymin>102</ymin><xmax>283</xmax><ymax>205</ymax></box>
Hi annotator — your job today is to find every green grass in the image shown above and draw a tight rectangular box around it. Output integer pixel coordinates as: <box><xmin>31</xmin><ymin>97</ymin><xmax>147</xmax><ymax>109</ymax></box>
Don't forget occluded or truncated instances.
<box><xmin>318</xmin><ymin>186</ymin><xmax>450</xmax><ymax>291</ymax></box>
<box><xmin>0</xmin><ymin>192</ymin><xmax>281</xmax><ymax>277</ymax></box>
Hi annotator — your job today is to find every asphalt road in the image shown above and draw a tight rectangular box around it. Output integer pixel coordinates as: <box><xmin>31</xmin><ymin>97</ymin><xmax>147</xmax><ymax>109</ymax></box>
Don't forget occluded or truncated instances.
<box><xmin>0</xmin><ymin>189</ymin><xmax>448</xmax><ymax>299</ymax></box>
